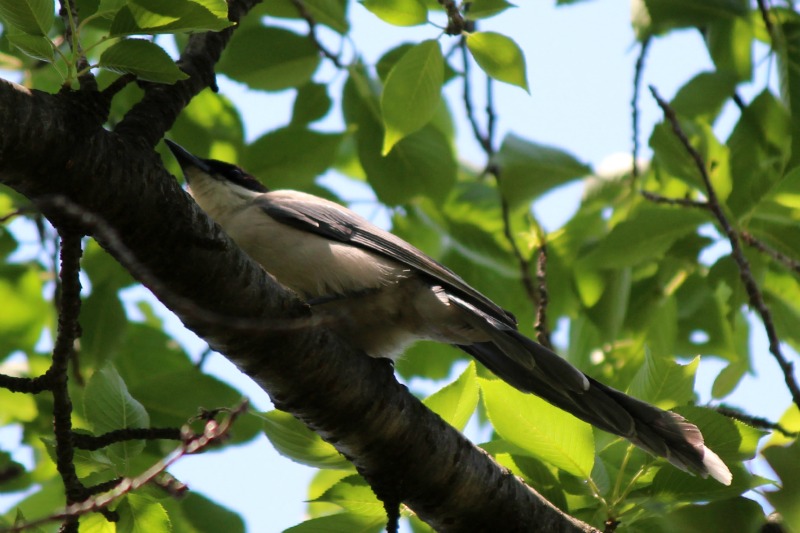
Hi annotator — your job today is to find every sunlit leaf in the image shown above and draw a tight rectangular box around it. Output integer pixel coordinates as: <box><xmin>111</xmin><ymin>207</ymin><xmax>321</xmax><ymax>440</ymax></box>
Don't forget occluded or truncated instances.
<box><xmin>361</xmin><ymin>0</ymin><xmax>427</xmax><ymax>26</ymax></box>
<box><xmin>116</xmin><ymin>494</ymin><xmax>170</xmax><ymax>533</ymax></box>
<box><xmin>466</xmin><ymin>31</ymin><xmax>528</xmax><ymax>91</ymax></box>
<box><xmin>381</xmin><ymin>40</ymin><xmax>443</xmax><ymax>154</ymax></box>
<box><xmin>217</xmin><ymin>27</ymin><xmax>320</xmax><ymax>91</ymax></box>
<box><xmin>99</xmin><ymin>39</ymin><xmax>188</xmax><ymax>83</ymax></box>
<box><xmin>0</xmin><ymin>0</ymin><xmax>53</xmax><ymax>36</ymax></box>
<box><xmin>262</xmin><ymin>410</ymin><xmax>350</xmax><ymax>469</ymax></box>
<box><xmin>480</xmin><ymin>378</ymin><xmax>595</xmax><ymax>478</ymax></box>
<box><xmin>466</xmin><ymin>0</ymin><xmax>516</xmax><ymax>20</ymax></box>
<box><xmin>494</xmin><ymin>133</ymin><xmax>590</xmax><ymax>207</ymax></box>
<box><xmin>84</xmin><ymin>365</ymin><xmax>150</xmax><ymax>467</ymax></box>
<box><xmin>313</xmin><ymin>475</ymin><xmax>384</xmax><ymax>517</ymax></box>
<box><xmin>423</xmin><ymin>362</ymin><xmax>479</xmax><ymax>431</ymax></box>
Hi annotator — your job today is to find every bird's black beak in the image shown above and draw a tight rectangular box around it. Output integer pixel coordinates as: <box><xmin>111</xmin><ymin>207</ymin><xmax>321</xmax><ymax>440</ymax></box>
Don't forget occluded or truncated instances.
<box><xmin>165</xmin><ymin>139</ymin><xmax>212</xmax><ymax>175</ymax></box>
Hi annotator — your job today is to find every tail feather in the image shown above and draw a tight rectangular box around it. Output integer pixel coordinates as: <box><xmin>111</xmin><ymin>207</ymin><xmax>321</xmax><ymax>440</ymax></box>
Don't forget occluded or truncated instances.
<box><xmin>458</xmin><ymin>332</ymin><xmax>732</xmax><ymax>485</ymax></box>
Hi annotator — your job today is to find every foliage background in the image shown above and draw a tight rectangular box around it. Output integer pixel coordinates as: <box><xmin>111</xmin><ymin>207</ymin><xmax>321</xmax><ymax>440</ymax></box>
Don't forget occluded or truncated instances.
<box><xmin>0</xmin><ymin>0</ymin><xmax>799</xmax><ymax>532</ymax></box>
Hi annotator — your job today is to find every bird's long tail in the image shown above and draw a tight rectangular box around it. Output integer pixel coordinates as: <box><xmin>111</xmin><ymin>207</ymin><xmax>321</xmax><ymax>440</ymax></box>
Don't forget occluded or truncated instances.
<box><xmin>454</xmin><ymin>306</ymin><xmax>732</xmax><ymax>485</ymax></box>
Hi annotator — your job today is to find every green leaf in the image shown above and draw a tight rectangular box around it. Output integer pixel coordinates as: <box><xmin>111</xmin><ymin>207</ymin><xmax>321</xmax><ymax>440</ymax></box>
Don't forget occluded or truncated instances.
<box><xmin>345</xmin><ymin>73</ymin><xmax>456</xmax><ymax>204</ymax></box>
<box><xmin>360</xmin><ymin>0</ymin><xmax>427</xmax><ymax>26</ymax></box>
<box><xmin>262</xmin><ymin>410</ymin><xmax>350</xmax><ymax>469</ymax></box>
<box><xmin>284</xmin><ymin>513</ymin><xmax>385</xmax><ymax>533</ymax></box>
<box><xmin>0</xmin><ymin>388</ymin><xmax>37</xmax><ymax>425</ymax></box>
<box><xmin>466</xmin><ymin>0</ymin><xmax>516</xmax><ymax>20</ymax></box>
<box><xmin>292</xmin><ymin>83</ymin><xmax>333</xmax><ymax>125</ymax></box>
<box><xmin>113</xmin><ymin>325</ymin><xmax>262</xmax><ymax>445</ymax></box>
<box><xmin>0</xmin><ymin>266</ymin><xmax>52</xmax><ymax>356</ymax></box>
<box><xmin>5</xmin><ymin>33</ymin><xmax>54</xmax><ymax>62</ymax></box>
<box><xmin>109</xmin><ymin>0</ymin><xmax>231</xmax><ymax>35</ymax></box>
<box><xmin>641</xmin><ymin>0</ymin><xmax>748</xmax><ymax>33</ymax></box>
<box><xmin>79</xmin><ymin>283</ymin><xmax>127</xmax><ymax>368</ymax></box>
<box><xmin>116</xmin><ymin>495</ymin><xmax>171</xmax><ymax>533</ymax></box>
<box><xmin>314</xmin><ymin>475</ymin><xmax>384</xmax><ymax>517</ymax></box>
<box><xmin>0</xmin><ymin>0</ymin><xmax>53</xmax><ymax>36</ymax></box>
<box><xmin>579</xmin><ymin>206</ymin><xmax>708</xmax><ymax>268</ymax></box>
<box><xmin>257</xmin><ymin>0</ymin><xmax>349</xmax><ymax>34</ymax></box>
<box><xmin>671</xmin><ymin>71</ymin><xmax>738</xmax><ymax>121</ymax></box>
<box><xmin>775</xmin><ymin>15</ymin><xmax>800</xmax><ymax>169</ymax></box>
<box><xmin>662</xmin><ymin>497</ymin><xmax>767</xmax><ymax>533</ymax></box>
<box><xmin>650</xmin><ymin>119</ymin><xmax>732</xmax><ymax>202</ymax></box>
<box><xmin>244</xmin><ymin>127</ymin><xmax>344</xmax><ymax>189</ymax></box>
<box><xmin>162</xmin><ymin>492</ymin><xmax>245</xmax><ymax>533</ymax></box>
<box><xmin>494</xmin><ymin>133</ymin><xmax>590</xmax><ymax>207</ymax></box>
<box><xmin>364</xmin><ymin>125</ymin><xmax>456</xmax><ymax>205</ymax></box>
<box><xmin>217</xmin><ymin>27</ymin><xmax>320</xmax><ymax>91</ymax></box>
<box><xmin>466</xmin><ymin>31</ymin><xmax>528</xmax><ymax>91</ymax></box>
<box><xmin>706</xmin><ymin>16</ymin><xmax>753</xmax><ymax>81</ymax></box>
<box><xmin>628</xmin><ymin>352</ymin><xmax>698</xmax><ymax>409</ymax></box>
<box><xmin>381</xmin><ymin>40</ymin><xmax>443</xmax><ymax>154</ymax></box>
<box><xmin>423</xmin><ymin>362</ymin><xmax>479</xmax><ymax>431</ymax></box>
<box><xmin>168</xmin><ymin>89</ymin><xmax>246</xmax><ymax>160</ymax></box>
<box><xmin>673</xmin><ymin>405</ymin><xmax>764</xmax><ymax>462</ymax></box>
<box><xmin>763</xmin><ymin>440</ymin><xmax>800</xmax><ymax>530</ymax></box>
<box><xmin>99</xmin><ymin>39</ymin><xmax>188</xmax><ymax>83</ymax></box>
<box><xmin>479</xmin><ymin>378</ymin><xmax>595</xmax><ymax>478</ymax></box>
<box><xmin>726</xmin><ymin>90</ymin><xmax>791</xmax><ymax>218</ymax></box>
<box><xmin>83</xmin><ymin>365</ymin><xmax>150</xmax><ymax>466</ymax></box>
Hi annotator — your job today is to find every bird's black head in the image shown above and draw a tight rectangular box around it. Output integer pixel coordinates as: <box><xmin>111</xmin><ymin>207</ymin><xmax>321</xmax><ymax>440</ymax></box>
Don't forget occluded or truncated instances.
<box><xmin>165</xmin><ymin>139</ymin><xmax>268</xmax><ymax>193</ymax></box>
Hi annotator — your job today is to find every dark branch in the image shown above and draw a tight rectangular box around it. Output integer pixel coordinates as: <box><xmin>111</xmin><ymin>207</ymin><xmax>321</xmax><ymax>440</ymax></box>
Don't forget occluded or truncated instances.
<box><xmin>50</xmin><ymin>231</ymin><xmax>84</xmax><ymax>532</ymax></box>
<box><xmin>740</xmin><ymin>231</ymin><xmax>800</xmax><ymax>275</ymax></box>
<box><xmin>290</xmin><ymin>0</ymin><xmax>344</xmax><ymax>68</ymax></box>
<box><xmin>3</xmin><ymin>403</ymin><xmax>247</xmax><ymax>533</ymax></box>
<box><xmin>631</xmin><ymin>36</ymin><xmax>650</xmax><ymax>181</ymax></box>
<box><xmin>534</xmin><ymin>241</ymin><xmax>552</xmax><ymax>349</ymax></box>
<box><xmin>714</xmin><ymin>405</ymin><xmax>799</xmax><ymax>438</ymax></box>
<box><xmin>113</xmin><ymin>0</ymin><xmax>262</xmax><ymax>147</ymax></box>
<box><xmin>757</xmin><ymin>0</ymin><xmax>776</xmax><ymax>43</ymax></box>
<box><xmin>650</xmin><ymin>85</ymin><xmax>800</xmax><ymax>412</ymax></box>
<box><xmin>460</xmin><ymin>34</ymin><xmax>551</xmax><ymax>345</ymax></box>
<box><xmin>640</xmin><ymin>190</ymin><xmax>709</xmax><ymax>209</ymax></box>
<box><xmin>72</xmin><ymin>427</ymin><xmax>183</xmax><ymax>451</ymax></box>
<box><xmin>437</xmin><ymin>0</ymin><xmax>466</xmax><ymax>35</ymax></box>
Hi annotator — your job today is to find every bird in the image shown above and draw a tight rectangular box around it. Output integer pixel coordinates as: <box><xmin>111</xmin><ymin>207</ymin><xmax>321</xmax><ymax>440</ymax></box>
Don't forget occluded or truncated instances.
<box><xmin>164</xmin><ymin>139</ymin><xmax>732</xmax><ymax>486</ymax></box>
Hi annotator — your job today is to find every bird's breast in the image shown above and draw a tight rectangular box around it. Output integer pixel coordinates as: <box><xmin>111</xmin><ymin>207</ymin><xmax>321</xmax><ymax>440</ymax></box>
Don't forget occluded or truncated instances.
<box><xmin>220</xmin><ymin>205</ymin><xmax>408</xmax><ymax>298</ymax></box>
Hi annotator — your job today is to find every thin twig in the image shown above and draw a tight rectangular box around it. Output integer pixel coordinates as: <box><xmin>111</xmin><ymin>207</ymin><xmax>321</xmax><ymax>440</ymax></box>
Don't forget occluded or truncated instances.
<box><xmin>640</xmin><ymin>190</ymin><xmax>709</xmax><ymax>209</ymax></box>
<box><xmin>72</xmin><ymin>427</ymin><xmax>183</xmax><ymax>451</ymax></box>
<box><xmin>460</xmin><ymin>39</ymin><xmax>492</xmax><ymax>154</ymax></box>
<box><xmin>631</xmin><ymin>36</ymin><xmax>651</xmax><ymax>182</ymax></box>
<box><xmin>3</xmin><ymin>401</ymin><xmax>248</xmax><ymax>533</ymax></box>
<box><xmin>534</xmin><ymin>242</ymin><xmax>552</xmax><ymax>349</ymax></box>
<box><xmin>650</xmin><ymin>85</ymin><xmax>800</xmax><ymax>412</ymax></box>
<box><xmin>740</xmin><ymin>231</ymin><xmax>800</xmax><ymax>275</ymax></box>
<box><xmin>715</xmin><ymin>405</ymin><xmax>799</xmax><ymax>438</ymax></box>
<box><xmin>460</xmin><ymin>36</ymin><xmax>550</xmax><ymax>343</ymax></box>
<box><xmin>757</xmin><ymin>0</ymin><xmax>776</xmax><ymax>42</ymax></box>
<box><xmin>289</xmin><ymin>0</ymin><xmax>344</xmax><ymax>68</ymax></box>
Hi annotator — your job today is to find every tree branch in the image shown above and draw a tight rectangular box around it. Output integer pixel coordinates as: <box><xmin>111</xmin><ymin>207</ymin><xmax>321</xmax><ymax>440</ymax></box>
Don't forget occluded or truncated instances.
<box><xmin>0</xmin><ymin>80</ymin><xmax>596</xmax><ymax>533</ymax></box>
<box><xmin>631</xmin><ymin>36</ymin><xmax>650</xmax><ymax>182</ymax></box>
<box><xmin>650</xmin><ymin>85</ymin><xmax>800</xmax><ymax>412</ymax></box>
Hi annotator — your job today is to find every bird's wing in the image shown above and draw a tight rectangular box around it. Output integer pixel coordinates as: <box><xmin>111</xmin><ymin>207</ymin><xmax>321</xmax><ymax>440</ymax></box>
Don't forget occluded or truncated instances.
<box><xmin>255</xmin><ymin>191</ymin><xmax>517</xmax><ymax>328</ymax></box>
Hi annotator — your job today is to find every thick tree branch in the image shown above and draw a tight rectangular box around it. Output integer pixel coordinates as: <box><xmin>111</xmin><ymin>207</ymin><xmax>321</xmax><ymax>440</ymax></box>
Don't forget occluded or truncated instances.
<box><xmin>0</xmin><ymin>82</ymin><xmax>595</xmax><ymax>533</ymax></box>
